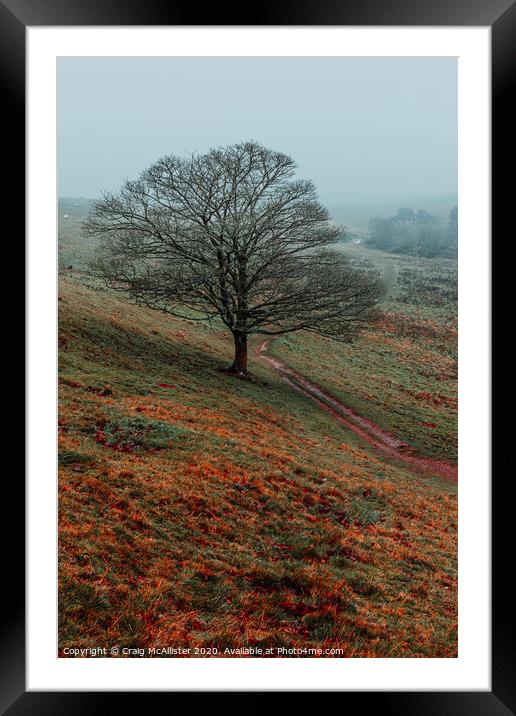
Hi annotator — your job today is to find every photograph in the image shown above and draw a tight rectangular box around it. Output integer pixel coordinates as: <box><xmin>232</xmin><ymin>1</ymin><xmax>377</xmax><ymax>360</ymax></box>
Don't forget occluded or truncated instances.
<box><xmin>56</xmin><ymin>55</ymin><xmax>459</xmax><ymax>659</ymax></box>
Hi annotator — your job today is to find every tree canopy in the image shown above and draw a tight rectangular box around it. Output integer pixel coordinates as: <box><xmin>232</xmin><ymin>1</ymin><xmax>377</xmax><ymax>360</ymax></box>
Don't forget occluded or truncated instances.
<box><xmin>367</xmin><ymin>205</ymin><xmax>458</xmax><ymax>258</ymax></box>
<box><xmin>85</xmin><ymin>141</ymin><xmax>383</xmax><ymax>375</ymax></box>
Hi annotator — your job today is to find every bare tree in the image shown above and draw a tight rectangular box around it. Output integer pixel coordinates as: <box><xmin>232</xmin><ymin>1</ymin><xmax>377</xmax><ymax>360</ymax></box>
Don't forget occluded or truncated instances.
<box><xmin>84</xmin><ymin>141</ymin><xmax>383</xmax><ymax>376</ymax></box>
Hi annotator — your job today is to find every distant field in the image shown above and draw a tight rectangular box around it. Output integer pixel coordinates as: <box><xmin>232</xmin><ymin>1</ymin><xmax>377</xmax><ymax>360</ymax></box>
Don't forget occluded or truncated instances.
<box><xmin>58</xmin><ymin>198</ymin><xmax>95</xmax><ymax>270</ymax></box>
<box><xmin>57</xmin><ymin>200</ymin><xmax>457</xmax><ymax>657</ymax></box>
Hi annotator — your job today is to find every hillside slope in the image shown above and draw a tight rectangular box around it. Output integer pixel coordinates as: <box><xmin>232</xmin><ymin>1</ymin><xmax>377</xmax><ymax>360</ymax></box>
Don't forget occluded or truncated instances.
<box><xmin>59</xmin><ymin>277</ymin><xmax>457</xmax><ymax>657</ymax></box>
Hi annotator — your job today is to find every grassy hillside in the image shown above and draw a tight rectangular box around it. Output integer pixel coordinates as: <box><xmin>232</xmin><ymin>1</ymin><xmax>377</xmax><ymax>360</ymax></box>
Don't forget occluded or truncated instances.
<box><xmin>59</xmin><ymin>275</ymin><xmax>457</xmax><ymax>657</ymax></box>
<box><xmin>271</xmin><ymin>246</ymin><xmax>457</xmax><ymax>461</ymax></box>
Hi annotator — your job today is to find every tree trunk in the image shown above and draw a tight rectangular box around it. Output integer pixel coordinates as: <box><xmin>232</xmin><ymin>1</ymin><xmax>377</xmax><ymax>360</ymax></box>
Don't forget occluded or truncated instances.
<box><xmin>229</xmin><ymin>330</ymin><xmax>248</xmax><ymax>376</ymax></box>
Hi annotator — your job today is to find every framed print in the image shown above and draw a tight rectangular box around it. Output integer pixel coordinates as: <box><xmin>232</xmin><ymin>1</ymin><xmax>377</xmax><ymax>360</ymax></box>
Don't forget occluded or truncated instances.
<box><xmin>6</xmin><ymin>0</ymin><xmax>512</xmax><ymax>709</ymax></box>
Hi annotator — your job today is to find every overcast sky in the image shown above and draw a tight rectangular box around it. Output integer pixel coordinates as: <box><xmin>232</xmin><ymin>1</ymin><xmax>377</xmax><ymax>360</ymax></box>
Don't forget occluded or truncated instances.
<box><xmin>58</xmin><ymin>57</ymin><xmax>457</xmax><ymax>205</ymax></box>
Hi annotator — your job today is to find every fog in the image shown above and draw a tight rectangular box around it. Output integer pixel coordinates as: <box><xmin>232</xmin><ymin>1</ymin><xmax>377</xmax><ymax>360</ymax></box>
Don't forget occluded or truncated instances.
<box><xmin>58</xmin><ymin>57</ymin><xmax>457</xmax><ymax>207</ymax></box>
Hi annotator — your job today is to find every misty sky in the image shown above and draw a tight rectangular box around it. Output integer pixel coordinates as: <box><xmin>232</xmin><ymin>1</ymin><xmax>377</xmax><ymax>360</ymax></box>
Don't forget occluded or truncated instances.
<box><xmin>58</xmin><ymin>57</ymin><xmax>457</xmax><ymax>205</ymax></box>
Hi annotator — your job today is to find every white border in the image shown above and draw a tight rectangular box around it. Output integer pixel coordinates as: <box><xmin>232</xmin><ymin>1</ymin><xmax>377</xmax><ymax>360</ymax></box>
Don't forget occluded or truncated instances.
<box><xmin>27</xmin><ymin>27</ymin><xmax>490</xmax><ymax>691</ymax></box>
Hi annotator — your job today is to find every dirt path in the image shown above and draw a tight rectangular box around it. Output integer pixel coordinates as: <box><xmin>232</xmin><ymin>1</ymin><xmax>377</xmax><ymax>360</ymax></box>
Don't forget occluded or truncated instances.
<box><xmin>255</xmin><ymin>339</ymin><xmax>457</xmax><ymax>481</ymax></box>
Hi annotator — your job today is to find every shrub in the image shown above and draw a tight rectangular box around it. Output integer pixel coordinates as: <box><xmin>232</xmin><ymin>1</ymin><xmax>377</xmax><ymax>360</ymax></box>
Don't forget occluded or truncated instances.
<box><xmin>96</xmin><ymin>415</ymin><xmax>184</xmax><ymax>452</ymax></box>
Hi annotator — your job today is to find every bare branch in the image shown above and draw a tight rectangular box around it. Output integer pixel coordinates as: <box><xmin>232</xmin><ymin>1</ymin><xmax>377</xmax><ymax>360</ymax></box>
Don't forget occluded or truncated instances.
<box><xmin>84</xmin><ymin>141</ymin><xmax>384</xmax><ymax>373</ymax></box>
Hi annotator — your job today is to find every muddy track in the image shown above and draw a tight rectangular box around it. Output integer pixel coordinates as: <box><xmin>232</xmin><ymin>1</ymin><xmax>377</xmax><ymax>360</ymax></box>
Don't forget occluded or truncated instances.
<box><xmin>255</xmin><ymin>339</ymin><xmax>457</xmax><ymax>481</ymax></box>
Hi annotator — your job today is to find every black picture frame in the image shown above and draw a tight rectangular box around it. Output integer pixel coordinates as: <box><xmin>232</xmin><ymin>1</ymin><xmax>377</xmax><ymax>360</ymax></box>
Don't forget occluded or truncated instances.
<box><xmin>6</xmin><ymin>0</ymin><xmax>512</xmax><ymax>710</ymax></box>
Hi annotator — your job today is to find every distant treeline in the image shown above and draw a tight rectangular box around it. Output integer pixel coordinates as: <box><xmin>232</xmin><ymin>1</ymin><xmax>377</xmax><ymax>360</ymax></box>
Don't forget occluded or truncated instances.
<box><xmin>366</xmin><ymin>206</ymin><xmax>457</xmax><ymax>258</ymax></box>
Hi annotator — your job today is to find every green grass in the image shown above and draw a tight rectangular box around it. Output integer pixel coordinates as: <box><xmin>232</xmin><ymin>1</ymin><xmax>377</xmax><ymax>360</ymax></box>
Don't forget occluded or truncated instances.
<box><xmin>99</xmin><ymin>415</ymin><xmax>186</xmax><ymax>452</ymax></box>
